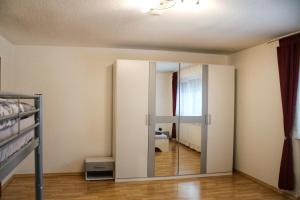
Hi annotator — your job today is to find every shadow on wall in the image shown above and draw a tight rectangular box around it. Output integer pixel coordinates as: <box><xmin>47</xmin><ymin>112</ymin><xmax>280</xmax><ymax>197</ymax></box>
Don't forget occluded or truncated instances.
<box><xmin>107</xmin><ymin>64</ymin><xmax>113</xmax><ymax>157</ymax></box>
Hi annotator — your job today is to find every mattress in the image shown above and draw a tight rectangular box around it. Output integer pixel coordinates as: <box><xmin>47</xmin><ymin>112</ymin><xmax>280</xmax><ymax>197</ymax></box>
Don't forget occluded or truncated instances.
<box><xmin>0</xmin><ymin>99</ymin><xmax>35</xmax><ymax>163</ymax></box>
<box><xmin>155</xmin><ymin>134</ymin><xmax>168</xmax><ymax>140</ymax></box>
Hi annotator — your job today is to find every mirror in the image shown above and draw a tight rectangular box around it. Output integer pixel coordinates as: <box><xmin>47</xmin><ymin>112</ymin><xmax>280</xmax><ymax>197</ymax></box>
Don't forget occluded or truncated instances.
<box><xmin>155</xmin><ymin>62</ymin><xmax>179</xmax><ymax>176</ymax></box>
<box><xmin>153</xmin><ymin>62</ymin><xmax>203</xmax><ymax>177</ymax></box>
<box><xmin>178</xmin><ymin>122</ymin><xmax>202</xmax><ymax>175</ymax></box>
<box><xmin>155</xmin><ymin>62</ymin><xmax>179</xmax><ymax>116</ymax></box>
<box><xmin>179</xmin><ymin>63</ymin><xmax>202</xmax><ymax>175</ymax></box>
<box><xmin>179</xmin><ymin>63</ymin><xmax>202</xmax><ymax>116</ymax></box>
<box><xmin>154</xmin><ymin>123</ymin><xmax>178</xmax><ymax>176</ymax></box>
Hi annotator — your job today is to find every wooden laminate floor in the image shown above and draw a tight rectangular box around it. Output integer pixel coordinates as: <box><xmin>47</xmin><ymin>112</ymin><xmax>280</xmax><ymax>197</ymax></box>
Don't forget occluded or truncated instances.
<box><xmin>1</xmin><ymin>173</ymin><xmax>290</xmax><ymax>200</ymax></box>
<box><xmin>155</xmin><ymin>140</ymin><xmax>201</xmax><ymax>176</ymax></box>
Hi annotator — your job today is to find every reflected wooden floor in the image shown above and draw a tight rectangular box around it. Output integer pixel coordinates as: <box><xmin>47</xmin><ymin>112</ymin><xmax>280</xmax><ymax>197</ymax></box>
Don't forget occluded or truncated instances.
<box><xmin>155</xmin><ymin>140</ymin><xmax>201</xmax><ymax>176</ymax></box>
<box><xmin>1</xmin><ymin>174</ymin><xmax>290</xmax><ymax>200</ymax></box>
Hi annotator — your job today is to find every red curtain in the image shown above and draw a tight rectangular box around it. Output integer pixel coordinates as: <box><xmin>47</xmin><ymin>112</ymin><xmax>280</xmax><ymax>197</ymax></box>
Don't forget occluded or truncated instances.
<box><xmin>171</xmin><ymin>72</ymin><xmax>178</xmax><ymax>139</ymax></box>
<box><xmin>277</xmin><ymin>33</ymin><xmax>300</xmax><ymax>190</ymax></box>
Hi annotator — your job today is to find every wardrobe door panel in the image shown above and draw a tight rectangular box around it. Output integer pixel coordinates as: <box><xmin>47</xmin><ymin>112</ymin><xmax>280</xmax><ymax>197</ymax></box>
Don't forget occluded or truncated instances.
<box><xmin>152</xmin><ymin>62</ymin><xmax>180</xmax><ymax>177</ymax></box>
<box><xmin>178</xmin><ymin>63</ymin><xmax>203</xmax><ymax>175</ymax></box>
<box><xmin>114</xmin><ymin>60</ymin><xmax>149</xmax><ymax>179</ymax></box>
<box><xmin>206</xmin><ymin>65</ymin><xmax>235</xmax><ymax>173</ymax></box>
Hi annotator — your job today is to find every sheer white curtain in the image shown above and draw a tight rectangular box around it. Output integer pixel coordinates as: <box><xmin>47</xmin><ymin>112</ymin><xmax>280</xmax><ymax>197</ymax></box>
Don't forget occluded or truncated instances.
<box><xmin>176</xmin><ymin>65</ymin><xmax>202</xmax><ymax>152</ymax></box>
<box><xmin>176</xmin><ymin>64</ymin><xmax>202</xmax><ymax>116</ymax></box>
<box><xmin>178</xmin><ymin>78</ymin><xmax>202</xmax><ymax>116</ymax></box>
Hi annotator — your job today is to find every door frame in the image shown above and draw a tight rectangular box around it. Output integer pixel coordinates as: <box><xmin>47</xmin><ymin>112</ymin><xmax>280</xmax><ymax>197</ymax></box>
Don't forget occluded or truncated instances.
<box><xmin>147</xmin><ymin>61</ymin><xmax>156</xmax><ymax>177</ymax></box>
<box><xmin>200</xmin><ymin>64</ymin><xmax>208</xmax><ymax>174</ymax></box>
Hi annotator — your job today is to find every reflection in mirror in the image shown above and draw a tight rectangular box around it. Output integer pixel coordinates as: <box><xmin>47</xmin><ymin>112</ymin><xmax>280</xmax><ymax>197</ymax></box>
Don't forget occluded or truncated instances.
<box><xmin>153</xmin><ymin>62</ymin><xmax>202</xmax><ymax>177</ymax></box>
<box><xmin>178</xmin><ymin>64</ymin><xmax>202</xmax><ymax>175</ymax></box>
<box><xmin>178</xmin><ymin>64</ymin><xmax>202</xmax><ymax>116</ymax></box>
<box><xmin>154</xmin><ymin>123</ymin><xmax>178</xmax><ymax>177</ymax></box>
<box><xmin>155</xmin><ymin>62</ymin><xmax>179</xmax><ymax>116</ymax></box>
<box><xmin>155</xmin><ymin>62</ymin><xmax>179</xmax><ymax>177</ymax></box>
<box><xmin>179</xmin><ymin>122</ymin><xmax>201</xmax><ymax>175</ymax></box>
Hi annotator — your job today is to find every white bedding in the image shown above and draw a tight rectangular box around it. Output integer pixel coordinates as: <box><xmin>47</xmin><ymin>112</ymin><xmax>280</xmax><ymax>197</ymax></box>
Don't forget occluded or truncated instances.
<box><xmin>155</xmin><ymin>134</ymin><xmax>168</xmax><ymax>139</ymax></box>
<box><xmin>0</xmin><ymin>116</ymin><xmax>35</xmax><ymax>163</ymax></box>
<box><xmin>155</xmin><ymin>134</ymin><xmax>169</xmax><ymax>152</ymax></box>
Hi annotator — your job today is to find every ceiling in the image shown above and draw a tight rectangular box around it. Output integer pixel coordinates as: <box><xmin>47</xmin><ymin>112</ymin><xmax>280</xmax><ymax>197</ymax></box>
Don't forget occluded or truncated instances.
<box><xmin>0</xmin><ymin>0</ymin><xmax>300</xmax><ymax>54</ymax></box>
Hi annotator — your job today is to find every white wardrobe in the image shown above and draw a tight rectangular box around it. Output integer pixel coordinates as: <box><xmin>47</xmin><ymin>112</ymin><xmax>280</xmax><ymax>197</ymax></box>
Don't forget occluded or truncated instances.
<box><xmin>113</xmin><ymin>59</ymin><xmax>235</xmax><ymax>180</ymax></box>
<box><xmin>113</xmin><ymin>60</ymin><xmax>149</xmax><ymax>179</ymax></box>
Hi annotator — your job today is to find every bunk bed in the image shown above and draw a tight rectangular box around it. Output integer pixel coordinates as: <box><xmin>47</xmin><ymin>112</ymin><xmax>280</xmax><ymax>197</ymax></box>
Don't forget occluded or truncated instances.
<box><xmin>0</xmin><ymin>92</ymin><xmax>43</xmax><ymax>200</ymax></box>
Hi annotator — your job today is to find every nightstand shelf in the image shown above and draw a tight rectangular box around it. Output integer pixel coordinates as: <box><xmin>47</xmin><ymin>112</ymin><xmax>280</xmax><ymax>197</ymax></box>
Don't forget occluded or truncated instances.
<box><xmin>85</xmin><ymin>157</ymin><xmax>114</xmax><ymax>181</ymax></box>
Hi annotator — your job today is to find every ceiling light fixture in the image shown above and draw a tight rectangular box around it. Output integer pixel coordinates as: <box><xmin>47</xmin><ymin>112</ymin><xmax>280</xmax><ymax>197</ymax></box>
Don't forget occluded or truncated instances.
<box><xmin>141</xmin><ymin>0</ymin><xmax>201</xmax><ymax>14</ymax></box>
<box><xmin>182</xmin><ymin>0</ymin><xmax>200</xmax><ymax>5</ymax></box>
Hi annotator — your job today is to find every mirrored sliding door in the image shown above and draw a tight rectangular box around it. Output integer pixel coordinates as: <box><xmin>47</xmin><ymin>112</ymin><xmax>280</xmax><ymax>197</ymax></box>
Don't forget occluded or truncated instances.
<box><xmin>152</xmin><ymin>62</ymin><xmax>179</xmax><ymax>177</ymax></box>
<box><xmin>148</xmin><ymin>62</ymin><xmax>207</xmax><ymax>177</ymax></box>
<box><xmin>178</xmin><ymin>63</ymin><xmax>203</xmax><ymax>175</ymax></box>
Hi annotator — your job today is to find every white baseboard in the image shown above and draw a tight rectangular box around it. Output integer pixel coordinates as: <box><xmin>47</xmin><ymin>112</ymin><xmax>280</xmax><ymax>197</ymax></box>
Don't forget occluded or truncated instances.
<box><xmin>115</xmin><ymin>172</ymin><xmax>232</xmax><ymax>182</ymax></box>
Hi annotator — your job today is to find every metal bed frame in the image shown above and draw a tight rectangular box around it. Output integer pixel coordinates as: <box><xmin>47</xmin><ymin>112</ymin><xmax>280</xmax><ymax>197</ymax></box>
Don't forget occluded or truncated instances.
<box><xmin>0</xmin><ymin>92</ymin><xmax>43</xmax><ymax>200</ymax></box>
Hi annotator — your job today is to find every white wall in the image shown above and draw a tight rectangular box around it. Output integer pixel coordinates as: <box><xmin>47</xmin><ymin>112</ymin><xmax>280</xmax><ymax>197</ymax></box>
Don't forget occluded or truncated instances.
<box><xmin>4</xmin><ymin>45</ymin><xmax>227</xmax><ymax>174</ymax></box>
<box><xmin>156</xmin><ymin>72</ymin><xmax>173</xmax><ymax>117</ymax></box>
<box><xmin>156</xmin><ymin>72</ymin><xmax>173</xmax><ymax>133</ymax></box>
<box><xmin>228</xmin><ymin>42</ymin><xmax>300</xmax><ymax>191</ymax></box>
<box><xmin>0</xmin><ymin>35</ymin><xmax>15</xmax><ymax>91</ymax></box>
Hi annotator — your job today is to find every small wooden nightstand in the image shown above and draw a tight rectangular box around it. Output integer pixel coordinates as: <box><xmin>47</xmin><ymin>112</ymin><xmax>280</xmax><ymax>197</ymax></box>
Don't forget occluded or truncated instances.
<box><xmin>85</xmin><ymin>157</ymin><xmax>114</xmax><ymax>181</ymax></box>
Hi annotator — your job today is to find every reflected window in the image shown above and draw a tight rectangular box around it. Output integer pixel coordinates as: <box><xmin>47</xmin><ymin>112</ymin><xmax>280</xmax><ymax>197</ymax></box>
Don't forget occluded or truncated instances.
<box><xmin>178</xmin><ymin>64</ymin><xmax>202</xmax><ymax>116</ymax></box>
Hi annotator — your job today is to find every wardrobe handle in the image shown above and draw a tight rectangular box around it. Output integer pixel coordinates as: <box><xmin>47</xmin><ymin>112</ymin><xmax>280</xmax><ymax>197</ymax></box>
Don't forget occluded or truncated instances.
<box><xmin>205</xmin><ymin>114</ymin><xmax>212</xmax><ymax>125</ymax></box>
<box><xmin>145</xmin><ymin>114</ymin><xmax>151</xmax><ymax>126</ymax></box>
<box><xmin>148</xmin><ymin>114</ymin><xmax>151</xmax><ymax>126</ymax></box>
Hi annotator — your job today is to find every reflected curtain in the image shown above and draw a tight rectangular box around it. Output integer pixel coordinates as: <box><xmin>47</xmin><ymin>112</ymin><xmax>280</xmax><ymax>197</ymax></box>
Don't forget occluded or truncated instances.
<box><xmin>171</xmin><ymin>72</ymin><xmax>178</xmax><ymax>139</ymax></box>
<box><xmin>277</xmin><ymin>33</ymin><xmax>300</xmax><ymax>190</ymax></box>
